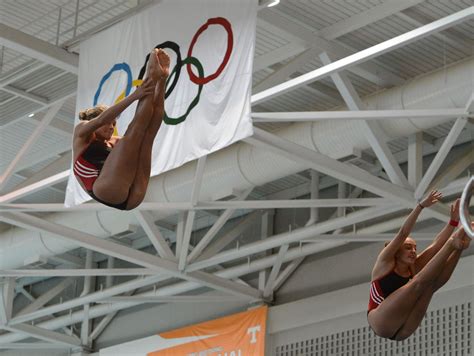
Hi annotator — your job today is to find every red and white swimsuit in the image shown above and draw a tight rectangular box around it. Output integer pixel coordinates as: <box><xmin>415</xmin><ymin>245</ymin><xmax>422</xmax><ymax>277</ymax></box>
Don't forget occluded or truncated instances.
<box><xmin>73</xmin><ymin>141</ymin><xmax>111</xmax><ymax>192</ymax></box>
<box><xmin>368</xmin><ymin>271</ymin><xmax>411</xmax><ymax>313</ymax></box>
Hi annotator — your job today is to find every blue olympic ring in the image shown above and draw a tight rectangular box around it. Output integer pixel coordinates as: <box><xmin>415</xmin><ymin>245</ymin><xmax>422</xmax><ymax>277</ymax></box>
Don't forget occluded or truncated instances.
<box><xmin>93</xmin><ymin>63</ymin><xmax>132</xmax><ymax>106</ymax></box>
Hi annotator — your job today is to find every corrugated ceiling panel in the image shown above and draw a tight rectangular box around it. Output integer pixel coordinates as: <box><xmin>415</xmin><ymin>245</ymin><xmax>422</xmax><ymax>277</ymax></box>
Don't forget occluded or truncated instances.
<box><xmin>32</xmin><ymin>72</ymin><xmax>77</xmax><ymax>99</ymax></box>
<box><xmin>0</xmin><ymin>97</ymin><xmax>41</xmax><ymax>126</ymax></box>
<box><xmin>12</xmin><ymin>65</ymin><xmax>66</xmax><ymax>90</ymax></box>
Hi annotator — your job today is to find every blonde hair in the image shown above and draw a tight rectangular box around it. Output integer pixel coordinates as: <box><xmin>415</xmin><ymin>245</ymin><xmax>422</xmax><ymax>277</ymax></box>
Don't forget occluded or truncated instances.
<box><xmin>78</xmin><ymin>105</ymin><xmax>108</xmax><ymax>121</ymax></box>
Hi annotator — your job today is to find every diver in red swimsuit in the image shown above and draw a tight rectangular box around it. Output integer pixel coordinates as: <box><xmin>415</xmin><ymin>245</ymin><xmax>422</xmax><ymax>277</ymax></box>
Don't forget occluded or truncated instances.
<box><xmin>73</xmin><ymin>49</ymin><xmax>170</xmax><ymax>210</ymax></box>
<box><xmin>367</xmin><ymin>191</ymin><xmax>471</xmax><ymax>341</ymax></box>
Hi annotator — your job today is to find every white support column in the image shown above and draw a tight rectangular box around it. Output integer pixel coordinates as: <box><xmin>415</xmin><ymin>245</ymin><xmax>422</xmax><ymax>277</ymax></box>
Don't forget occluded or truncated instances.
<box><xmin>309</xmin><ymin>170</ymin><xmax>320</xmax><ymax>224</ymax></box>
<box><xmin>319</xmin><ymin>51</ymin><xmax>410</xmax><ymax>188</ymax></box>
<box><xmin>337</xmin><ymin>182</ymin><xmax>346</xmax><ymax>217</ymax></box>
<box><xmin>188</xmin><ymin>189</ymin><xmax>253</xmax><ymax>262</ymax></box>
<box><xmin>17</xmin><ymin>278</ymin><xmax>75</xmax><ymax>316</ymax></box>
<box><xmin>134</xmin><ymin>211</ymin><xmax>174</xmax><ymax>260</ymax></box>
<box><xmin>258</xmin><ymin>210</ymin><xmax>274</xmax><ymax>292</ymax></box>
<box><xmin>415</xmin><ymin>117</ymin><xmax>468</xmax><ymax>199</ymax></box>
<box><xmin>263</xmin><ymin>244</ymin><xmax>289</xmax><ymax>299</ymax></box>
<box><xmin>4</xmin><ymin>324</ymin><xmax>81</xmax><ymax>348</ymax></box>
<box><xmin>252</xmin><ymin>7</ymin><xmax>474</xmax><ymax>104</ymax></box>
<box><xmin>0</xmin><ymin>277</ymin><xmax>15</xmax><ymax>324</ymax></box>
<box><xmin>105</xmin><ymin>257</ymin><xmax>114</xmax><ymax>288</ymax></box>
<box><xmin>0</xmin><ymin>101</ymin><xmax>64</xmax><ymax>191</ymax></box>
<box><xmin>175</xmin><ymin>212</ymin><xmax>185</xmax><ymax>257</ymax></box>
<box><xmin>408</xmin><ymin>132</ymin><xmax>424</xmax><ymax>188</ymax></box>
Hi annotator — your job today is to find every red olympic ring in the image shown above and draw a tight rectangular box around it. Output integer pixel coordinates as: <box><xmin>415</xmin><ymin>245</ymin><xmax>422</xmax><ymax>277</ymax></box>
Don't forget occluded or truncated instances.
<box><xmin>187</xmin><ymin>17</ymin><xmax>233</xmax><ymax>85</ymax></box>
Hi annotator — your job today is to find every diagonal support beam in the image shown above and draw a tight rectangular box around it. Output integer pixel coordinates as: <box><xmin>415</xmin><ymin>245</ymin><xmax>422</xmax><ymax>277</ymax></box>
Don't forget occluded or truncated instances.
<box><xmin>319</xmin><ymin>52</ymin><xmax>410</xmax><ymax>188</ymax></box>
<box><xmin>0</xmin><ymin>277</ymin><xmax>15</xmax><ymax>324</ymax></box>
<box><xmin>252</xmin><ymin>7</ymin><xmax>474</xmax><ymax>105</ymax></box>
<box><xmin>428</xmin><ymin>146</ymin><xmax>474</xmax><ymax>191</ymax></box>
<box><xmin>197</xmin><ymin>211</ymin><xmax>263</xmax><ymax>261</ymax></box>
<box><xmin>415</xmin><ymin>117</ymin><xmax>468</xmax><ymax>199</ymax></box>
<box><xmin>134</xmin><ymin>211</ymin><xmax>175</xmax><ymax>260</ymax></box>
<box><xmin>263</xmin><ymin>244</ymin><xmax>289</xmax><ymax>299</ymax></box>
<box><xmin>178</xmin><ymin>156</ymin><xmax>207</xmax><ymax>270</ymax></box>
<box><xmin>188</xmin><ymin>188</ymin><xmax>253</xmax><ymax>262</ymax></box>
<box><xmin>3</xmin><ymin>324</ymin><xmax>81</xmax><ymax>347</ymax></box>
<box><xmin>17</xmin><ymin>278</ymin><xmax>75</xmax><ymax>317</ymax></box>
<box><xmin>0</xmin><ymin>101</ymin><xmax>65</xmax><ymax>191</ymax></box>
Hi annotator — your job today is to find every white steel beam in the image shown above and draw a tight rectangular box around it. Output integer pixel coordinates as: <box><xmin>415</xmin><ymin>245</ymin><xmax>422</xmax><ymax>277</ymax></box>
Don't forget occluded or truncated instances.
<box><xmin>134</xmin><ymin>211</ymin><xmax>175</xmax><ymax>260</ymax></box>
<box><xmin>245</xmin><ymin>128</ymin><xmax>449</xmax><ymax>220</ymax></box>
<box><xmin>0</xmin><ymin>24</ymin><xmax>78</xmax><ymax>73</ymax></box>
<box><xmin>415</xmin><ymin>117</ymin><xmax>468</xmax><ymax>199</ymax></box>
<box><xmin>252</xmin><ymin>7</ymin><xmax>474</xmax><ymax>105</ymax></box>
<box><xmin>0</xmin><ymin>269</ymin><xmax>157</xmax><ymax>278</ymax></box>
<box><xmin>3</xmin><ymin>324</ymin><xmax>81</xmax><ymax>347</ymax></box>
<box><xmin>188</xmin><ymin>188</ymin><xmax>252</xmax><ymax>262</ymax></box>
<box><xmin>17</xmin><ymin>278</ymin><xmax>75</xmax><ymax>316</ymax></box>
<box><xmin>251</xmin><ymin>109</ymin><xmax>469</xmax><ymax>122</ymax></box>
<box><xmin>2</xmin><ymin>85</ymin><xmax>48</xmax><ymax>105</ymax></box>
<box><xmin>0</xmin><ymin>198</ymin><xmax>393</xmax><ymax>212</ymax></box>
<box><xmin>0</xmin><ymin>101</ymin><xmax>65</xmax><ymax>191</ymax></box>
<box><xmin>97</xmin><ymin>295</ymin><xmax>249</xmax><ymax>304</ymax></box>
<box><xmin>263</xmin><ymin>244</ymin><xmax>289</xmax><ymax>299</ymax></box>
<box><xmin>319</xmin><ymin>52</ymin><xmax>410</xmax><ymax>188</ymax></box>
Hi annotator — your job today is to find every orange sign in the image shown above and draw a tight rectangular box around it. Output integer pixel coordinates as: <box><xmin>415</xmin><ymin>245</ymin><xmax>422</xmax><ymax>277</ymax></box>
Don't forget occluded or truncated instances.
<box><xmin>148</xmin><ymin>306</ymin><xmax>268</xmax><ymax>356</ymax></box>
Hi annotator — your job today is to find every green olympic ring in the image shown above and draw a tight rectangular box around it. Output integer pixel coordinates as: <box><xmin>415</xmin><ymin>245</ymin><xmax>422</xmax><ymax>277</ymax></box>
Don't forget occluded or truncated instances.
<box><xmin>163</xmin><ymin>56</ymin><xmax>204</xmax><ymax>125</ymax></box>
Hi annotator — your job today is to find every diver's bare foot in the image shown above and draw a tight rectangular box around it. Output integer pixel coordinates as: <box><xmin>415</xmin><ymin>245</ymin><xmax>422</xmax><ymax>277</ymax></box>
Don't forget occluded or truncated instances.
<box><xmin>156</xmin><ymin>49</ymin><xmax>170</xmax><ymax>80</ymax></box>
<box><xmin>451</xmin><ymin>228</ymin><xmax>471</xmax><ymax>250</ymax></box>
<box><xmin>146</xmin><ymin>49</ymin><xmax>160</xmax><ymax>83</ymax></box>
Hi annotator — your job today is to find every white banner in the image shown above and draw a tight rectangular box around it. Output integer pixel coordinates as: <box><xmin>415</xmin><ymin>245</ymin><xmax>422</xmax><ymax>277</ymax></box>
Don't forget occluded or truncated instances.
<box><xmin>65</xmin><ymin>0</ymin><xmax>257</xmax><ymax>206</ymax></box>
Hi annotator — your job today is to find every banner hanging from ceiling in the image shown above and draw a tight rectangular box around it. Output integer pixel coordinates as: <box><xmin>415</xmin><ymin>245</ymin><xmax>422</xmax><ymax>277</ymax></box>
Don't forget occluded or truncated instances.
<box><xmin>65</xmin><ymin>0</ymin><xmax>256</xmax><ymax>206</ymax></box>
<box><xmin>100</xmin><ymin>306</ymin><xmax>268</xmax><ymax>356</ymax></box>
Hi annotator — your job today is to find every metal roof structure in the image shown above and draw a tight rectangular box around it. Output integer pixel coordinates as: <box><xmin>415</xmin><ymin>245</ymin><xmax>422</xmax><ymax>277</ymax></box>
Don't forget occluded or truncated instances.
<box><xmin>0</xmin><ymin>0</ymin><xmax>473</xmax><ymax>352</ymax></box>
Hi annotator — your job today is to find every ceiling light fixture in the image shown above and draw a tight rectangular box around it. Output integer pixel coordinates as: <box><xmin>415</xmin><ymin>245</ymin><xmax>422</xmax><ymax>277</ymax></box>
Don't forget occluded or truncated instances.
<box><xmin>267</xmin><ymin>0</ymin><xmax>280</xmax><ymax>7</ymax></box>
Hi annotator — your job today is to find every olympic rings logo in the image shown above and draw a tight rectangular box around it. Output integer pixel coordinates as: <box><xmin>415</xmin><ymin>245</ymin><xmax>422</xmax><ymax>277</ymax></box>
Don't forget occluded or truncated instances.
<box><xmin>93</xmin><ymin>17</ymin><xmax>233</xmax><ymax>126</ymax></box>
